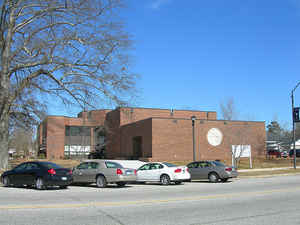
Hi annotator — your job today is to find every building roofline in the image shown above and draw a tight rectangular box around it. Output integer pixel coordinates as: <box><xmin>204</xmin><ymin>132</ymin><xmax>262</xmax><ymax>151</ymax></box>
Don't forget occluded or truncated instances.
<box><xmin>150</xmin><ymin>117</ymin><xmax>265</xmax><ymax>123</ymax></box>
<box><xmin>120</xmin><ymin>117</ymin><xmax>265</xmax><ymax>128</ymax></box>
<box><xmin>116</xmin><ymin>106</ymin><xmax>216</xmax><ymax>113</ymax></box>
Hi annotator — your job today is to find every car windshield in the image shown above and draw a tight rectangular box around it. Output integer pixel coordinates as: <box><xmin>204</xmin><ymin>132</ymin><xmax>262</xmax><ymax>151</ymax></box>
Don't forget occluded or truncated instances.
<box><xmin>213</xmin><ymin>161</ymin><xmax>226</xmax><ymax>167</ymax></box>
<box><xmin>40</xmin><ymin>162</ymin><xmax>62</xmax><ymax>169</ymax></box>
<box><xmin>162</xmin><ymin>162</ymin><xmax>177</xmax><ymax>167</ymax></box>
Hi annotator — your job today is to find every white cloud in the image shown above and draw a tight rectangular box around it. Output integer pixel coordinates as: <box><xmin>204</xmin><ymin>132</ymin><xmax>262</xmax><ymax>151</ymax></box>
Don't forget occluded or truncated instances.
<box><xmin>150</xmin><ymin>0</ymin><xmax>172</xmax><ymax>10</ymax></box>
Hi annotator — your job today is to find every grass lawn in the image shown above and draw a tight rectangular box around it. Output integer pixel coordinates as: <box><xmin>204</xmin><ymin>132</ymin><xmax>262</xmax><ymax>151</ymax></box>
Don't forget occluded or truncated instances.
<box><xmin>170</xmin><ymin>157</ymin><xmax>300</xmax><ymax>169</ymax></box>
<box><xmin>239</xmin><ymin>169</ymin><xmax>300</xmax><ymax>177</ymax></box>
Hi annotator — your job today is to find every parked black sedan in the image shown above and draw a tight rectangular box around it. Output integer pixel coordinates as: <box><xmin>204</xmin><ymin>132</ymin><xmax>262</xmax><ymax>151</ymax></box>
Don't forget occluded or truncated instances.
<box><xmin>1</xmin><ymin>161</ymin><xmax>73</xmax><ymax>190</ymax></box>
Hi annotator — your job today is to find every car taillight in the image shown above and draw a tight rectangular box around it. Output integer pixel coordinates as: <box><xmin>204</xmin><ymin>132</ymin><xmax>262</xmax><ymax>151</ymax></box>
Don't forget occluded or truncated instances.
<box><xmin>116</xmin><ymin>168</ymin><xmax>123</xmax><ymax>175</ymax></box>
<box><xmin>134</xmin><ymin>169</ymin><xmax>137</xmax><ymax>175</ymax></box>
<box><xmin>225</xmin><ymin>167</ymin><xmax>232</xmax><ymax>172</ymax></box>
<box><xmin>186</xmin><ymin>168</ymin><xmax>189</xmax><ymax>172</ymax></box>
<box><xmin>174</xmin><ymin>168</ymin><xmax>182</xmax><ymax>173</ymax></box>
<box><xmin>69</xmin><ymin>170</ymin><xmax>72</xmax><ymax>175</ymax></box>
<box><xmin>48</xmin><ymin>168</ymin><xmax>56</xmax><ymax>175</ymax></box>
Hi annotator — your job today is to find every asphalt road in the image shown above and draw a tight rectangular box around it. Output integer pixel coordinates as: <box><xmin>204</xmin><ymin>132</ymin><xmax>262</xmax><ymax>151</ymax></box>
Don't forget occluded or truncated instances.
<box><xmin>1</xmin><ymin>175</ymin><xmax>300</xmax><ymax>225</ymax></box>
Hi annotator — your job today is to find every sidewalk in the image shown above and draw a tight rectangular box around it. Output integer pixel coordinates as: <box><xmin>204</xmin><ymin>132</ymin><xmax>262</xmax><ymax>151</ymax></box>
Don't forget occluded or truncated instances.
<box><xmin>238</xmin><ymin>167</ymin><xmax>293</xmax><ymax>172</ymax></box>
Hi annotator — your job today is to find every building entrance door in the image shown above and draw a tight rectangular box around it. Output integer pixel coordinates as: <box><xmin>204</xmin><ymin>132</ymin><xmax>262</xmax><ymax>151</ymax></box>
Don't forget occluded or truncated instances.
<box><xmin>132</xmin><ymin>136</ymin><xmax>142</xmax><ymax>159</ymax></box>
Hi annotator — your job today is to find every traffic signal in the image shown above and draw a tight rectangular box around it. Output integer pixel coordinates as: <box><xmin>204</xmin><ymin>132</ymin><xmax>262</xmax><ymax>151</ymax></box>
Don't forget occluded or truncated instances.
<box><xmin>293</xmin><ymin>107</ymin><xmax>300</xmax><ymax>122</ymax></box>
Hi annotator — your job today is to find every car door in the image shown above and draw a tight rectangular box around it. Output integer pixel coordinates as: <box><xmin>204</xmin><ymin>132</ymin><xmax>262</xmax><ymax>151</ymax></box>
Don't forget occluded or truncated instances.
<box><xmin>198</xmin><ymin>161</ymin><xmax>211</xmax><ymax>179</ymax></box>
<box><xmin>11</xmin><ymin>163</ymin><xmax>29</xmax><ymax>185</ymax></box>
<box><xmin>148</xmin><ymin>163</ymin><xmax>163</xmax><ymax>181</ymax></box>
<box><xmin>86</xmin><ymin>162</ymin><xmax>99</xmax><ymax>182</ymax></box>
<box><xmin>72</xmin><ymin>162</ymin><xmax>89</xmax><ymax>183</ymax></box>
<box><xmin>187</xmin><ymin>162</ymin><xmax>200</xmax><ymax>180</ymax></box>
<box><xmin>136</xmin><ymin>164</ymin><xmax>151</xmax><ymax>181</ymax></box>
<box><xmin>23</xmin><ymin>162</ymin><xmax>40</xmax><ymax>185</ymax></box>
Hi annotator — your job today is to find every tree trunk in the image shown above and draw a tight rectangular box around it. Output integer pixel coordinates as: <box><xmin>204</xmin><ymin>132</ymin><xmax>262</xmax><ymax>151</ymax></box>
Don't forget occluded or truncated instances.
<box><xmin>0</xmin><ymin>110</ymin><xmax>9</xmax><ymax>170</ymax></box>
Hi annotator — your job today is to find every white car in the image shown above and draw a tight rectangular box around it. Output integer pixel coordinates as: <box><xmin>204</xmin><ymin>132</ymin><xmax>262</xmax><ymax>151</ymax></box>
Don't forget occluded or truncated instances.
<box><xmin>136</xmin><ymin>162</ymin><xmax>191</xmax><ymax>185</ymax></box>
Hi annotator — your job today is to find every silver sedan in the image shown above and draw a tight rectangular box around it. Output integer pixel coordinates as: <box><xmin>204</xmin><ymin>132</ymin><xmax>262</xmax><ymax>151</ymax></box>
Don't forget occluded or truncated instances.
<box><xmin>187</xmin><ymin>160</ymin><xmax>238</xmax><ymax>182</ymax></box>
<box><xmin>72</xmin><ymin>160</ymin><xmax>137</xmax><ymax>187</ymax></box>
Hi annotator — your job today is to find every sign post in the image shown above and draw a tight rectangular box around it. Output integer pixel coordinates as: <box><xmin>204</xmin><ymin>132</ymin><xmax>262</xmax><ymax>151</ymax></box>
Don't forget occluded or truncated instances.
<box><xmin>232</xmin><ymin>145</ymin><xmax>252</xmax><ymax>169</ymax></box>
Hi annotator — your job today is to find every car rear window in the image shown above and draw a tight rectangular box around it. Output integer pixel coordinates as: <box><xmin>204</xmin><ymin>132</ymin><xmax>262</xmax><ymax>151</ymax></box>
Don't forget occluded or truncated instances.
<box><xmin>105</xmin><ymin>162</ymin><xmax>123</xmax><ymax>168</ymax></box>
<box><xmin>40</xmin><ymin>162</ymin><xmax>62</xmax><ymax>169</ymax></box>
<box><xmin>162</xmin><ymin>162</ymin><xmax>177</xmax><ymax>167</ymax></box>
<box><xmin>213</xmin><ymin>161</ymin><xmax>226</xmax><ymax>167</ymax></box>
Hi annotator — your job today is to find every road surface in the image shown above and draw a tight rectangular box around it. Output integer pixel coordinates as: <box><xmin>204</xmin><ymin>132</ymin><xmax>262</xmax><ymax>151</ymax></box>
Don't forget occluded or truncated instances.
<box><xmin>0</xmin><ymin>175</ymin><xmax>300</xmax><ymax>225</ymax></box>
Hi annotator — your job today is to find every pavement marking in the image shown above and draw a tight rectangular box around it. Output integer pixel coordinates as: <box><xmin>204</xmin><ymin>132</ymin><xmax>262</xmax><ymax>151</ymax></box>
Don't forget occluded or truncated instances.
<box><xmin>1</xmin><ymin>186</ymin><xmax>300</xmax><ymax>210</ymax></box>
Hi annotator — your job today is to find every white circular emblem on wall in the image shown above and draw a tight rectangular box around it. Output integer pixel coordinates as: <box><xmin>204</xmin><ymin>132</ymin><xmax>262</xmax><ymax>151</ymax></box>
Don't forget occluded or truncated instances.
<box><xmin>207</xmin><ymin>128</ymin><xmax>223</xmax><ymax>146</ymax></box>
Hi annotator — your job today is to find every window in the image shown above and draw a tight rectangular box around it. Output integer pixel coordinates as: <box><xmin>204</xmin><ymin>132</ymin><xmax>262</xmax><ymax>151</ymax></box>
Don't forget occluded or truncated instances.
<box><xmin>77</xmin><ymin>163</ymin><xmax>89</xmax><ymax>170</ymax></box>
<box><xmin>90</xmin><ymin>162</ymin><xmax>99</xmax><ymax>169</ymax></box>
<box><xmin>150</xmin><ymin>163</ymin><xmax>163</xmax><ymax>170</ymax></box>
<box><xmin>213</xmin><ymin>161</ymin><xmax>225</xmax><ymax>167</ymax></box>
<box><xmin>162</xmin><ymin>162</ymin><xmax>177</xmax><ymax>167</ymax></box>
<box><xmin>105</xmin><ymin>162</ymin><xmax>123</xmax><ymax>169</ymax></box>
<box><xmin>13</xmin><ymin>163</ymin><xmax>28</xmax><ymax>172</ymax></box>
<box><xmin>199</xmin><ymin>162</ymin><xmax>210</xmax><ymax>168</ymax></box>
<box><xmin>26</xmin><ymin>163</ymin><xmax>39</xmax><ymax>170</ymax></box>
<box><xmin>187</xmin><ymin>162</ymin><xmax>198</xmax><ymax>169</ymax></box>
<box><xmin>40</xmin><ymin>162</ymin><xmax>62</xmax><ymax>169</ymax></box>
<box><xmin>138</xmin><ymin>164</ymin><xmax>151</xmax><ymax>171</ymax></box>
<box><xmin>65</xmin><ymin>126</ymin><xmax>91</xmax><ymax>136</ymax></box>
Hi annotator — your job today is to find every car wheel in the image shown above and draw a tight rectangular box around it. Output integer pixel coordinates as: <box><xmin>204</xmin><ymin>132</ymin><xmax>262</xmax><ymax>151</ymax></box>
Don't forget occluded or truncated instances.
<box><xmin>208</xmin><ymin>172</ymin><xmax>220</xmax><ymax>183</ymax></box>
<box><xmin>96</xmin><ymin>175</ymin><xmax>107</xmax><ymax>188</ymax></box>
<box><xmin>2</xmin><ymin>176</ymin><xmax>10</xmax><ymax>187</ymax></box>
<box><xmin>59</xmin><ymin>185</ymin><xmax>68</xmax><ymax>189</ymax></box>
<box><xmin>116</xmin><ymin>182</ymin><xmax>126</xmax><ymax>187</ymax></box>
<box><xmin>160</xmin><ymin>174</ymin><xmax>171</xmax><ymax>185</ymax></box>
<box><xmin>175</xmin><ymin>181</ymin><xmax>182</xmax><ymax>185</ymax></box>
<box><xmin>35</xmin><ymin>177</ymin><xmax>45</xmax><ymax>190</ymax></box>
<box><xmin>221</xmin><ymin>178</ymin><xmax>228</xmax><ymax>182</ymax></box>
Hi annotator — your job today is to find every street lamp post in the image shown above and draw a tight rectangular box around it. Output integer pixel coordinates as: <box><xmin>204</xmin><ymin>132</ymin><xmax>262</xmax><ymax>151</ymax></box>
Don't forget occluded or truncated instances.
<box><xmin>291</xmin><ymin>81</ymin><xmax>300</xmax><ymax>169</ymax></box>
<box><xmin>191</xmin><ymin>116</ymin><xmax>196</xmax><ymax>161</ymax></box>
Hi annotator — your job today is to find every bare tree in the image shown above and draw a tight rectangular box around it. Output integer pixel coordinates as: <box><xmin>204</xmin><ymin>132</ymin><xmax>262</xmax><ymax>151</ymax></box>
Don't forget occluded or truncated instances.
<box><xmin>9</xmin><ymin>127</ymin><xmax>34</xmax><ymax>158</ymax></box>
<box><xmin>0</xmin><ymin>0</ymin><xmax>137</xmax><ymax>169</ymax></box>
<box><xmin>220</xmin><ymin>97</ymin><xmax>238</xmax><ymax>120</ymax></box>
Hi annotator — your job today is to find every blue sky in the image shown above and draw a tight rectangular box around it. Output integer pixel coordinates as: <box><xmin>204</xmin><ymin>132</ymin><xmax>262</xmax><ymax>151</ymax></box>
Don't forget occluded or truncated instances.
<box><xmin>50</xmin><ymin>0</ymin><xmax>300</xmax><ymax>129</ymax></box>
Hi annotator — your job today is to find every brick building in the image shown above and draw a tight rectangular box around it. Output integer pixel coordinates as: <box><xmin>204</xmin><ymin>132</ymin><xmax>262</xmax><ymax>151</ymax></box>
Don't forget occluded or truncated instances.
<box><xmin>37</xmin><ymin>107</ymin><xmax>266</xmax><ymax>161</ymax></box>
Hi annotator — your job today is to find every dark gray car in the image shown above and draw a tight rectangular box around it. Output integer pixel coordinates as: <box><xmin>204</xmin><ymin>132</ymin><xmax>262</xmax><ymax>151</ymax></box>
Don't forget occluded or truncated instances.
<box><xmin>72</xmin><ymin>160</ymin><xmax>137</xmax><ymax>187</ymax></box>
<box><xmin>187</xmin><ymin>161</ymin><xmax>238</xmax><ymax>182</ymax></box>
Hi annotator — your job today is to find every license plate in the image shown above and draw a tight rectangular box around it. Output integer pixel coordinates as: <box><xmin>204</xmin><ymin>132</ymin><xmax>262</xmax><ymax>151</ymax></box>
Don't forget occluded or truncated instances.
<box><xmin>61</xmin><ymin>177</ymin><xmax>67</xmax><ymax>181</ymax></box>
<box><xmin>126</xmin><ymin>171</ymin><xmax>133</xmax><ymax>175</ymax></box>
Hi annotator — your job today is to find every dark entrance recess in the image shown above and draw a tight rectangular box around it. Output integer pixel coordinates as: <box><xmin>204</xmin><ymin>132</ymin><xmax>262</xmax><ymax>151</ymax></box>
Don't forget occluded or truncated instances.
<box><xmin>132</xmin><ymin>136</ymin><xmax>143</xmax><ymax>159</ymax></box>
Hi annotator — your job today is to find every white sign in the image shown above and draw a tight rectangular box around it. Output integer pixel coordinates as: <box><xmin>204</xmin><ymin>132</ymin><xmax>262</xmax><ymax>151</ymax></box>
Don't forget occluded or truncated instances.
<box><xmin>64</xmin><ymin>145</ymin><xmax>90</xmax><ymax>155</ymax></box>
<box><xmin>232</xmin><ymin>145</ymin><xmax>251</xmax><ymax>158</ymax></box>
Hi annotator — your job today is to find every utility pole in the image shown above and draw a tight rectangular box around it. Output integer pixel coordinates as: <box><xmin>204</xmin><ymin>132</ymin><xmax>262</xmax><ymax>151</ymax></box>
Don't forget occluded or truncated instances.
<box><xmin>191</xmin><ymin>116</ymin><xmax>196</xmax><ymax>161</ymax></box>
<box><xmin>291</xmin><ymin>81</ymin><xmax>300</xmax><ymax>169</ymax></box>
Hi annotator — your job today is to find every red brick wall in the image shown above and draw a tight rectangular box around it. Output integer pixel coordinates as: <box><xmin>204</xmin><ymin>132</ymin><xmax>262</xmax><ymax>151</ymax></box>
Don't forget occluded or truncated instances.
<box><xmin>152</xmin><ymin>119</ymin><xmax>193</xmax><ymax>161</ymax></box>
<box><xmin>46</xmin><ymin>117</ymin><xmax>66</xmax><ymax>159</ymax></box>
<box><xmin>105</xmin><ymin>110</ymin><xmax>121</xmax><ymax>158</ymax></box>
<box><xmin>150</xmin><ymin>118</ymin><xmax>266</xmax><ymax>162</ymax></box>
<box><xmin>119</xmin><ymin>119</ymin><xmax>153</xmax><ymax>158</ymax></box>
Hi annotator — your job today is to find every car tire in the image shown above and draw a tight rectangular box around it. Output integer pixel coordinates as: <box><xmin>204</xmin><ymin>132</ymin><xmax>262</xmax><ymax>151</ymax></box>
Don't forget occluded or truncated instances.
<box><xmin>59</xmin><ymin>185</ymin><xmax>68</xmax><ymax>189</ymax></box>
<box><xmin>35</xmin><ymin>177</ymin><xmax>45</xmax><ymax>190</ymax></box>
<box><xmin>208</xmin><ymin>172</ymin><xmax>220</xmax><ymax>183</ymax></box>
<box><xmin>96</xmin><ymin>175</ymin><xmax>107</xmax><ymax>188</ymax></box>
<box><xmin>221</xmin><ymin>178</ymin><xmax>228</xmax><ymax>182</ymax></box>
<box><xmin>2</xmin><ymin>176</ymin><xmax>10</xmax><ymax>187</ymax></box>
<box><xmin>160</xmin><ymin>174</ymin><xmax>171</xmax><ymax>185</ymax></box>
<box><xmin>116</xmin><ymin>182</ymin><xmax>126</xmax><ymax>187</ymax></box>
<box><xmin>175</xmin><ymin>181</ymin><xmax>182</xmax><ymax>185</ymax></box>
